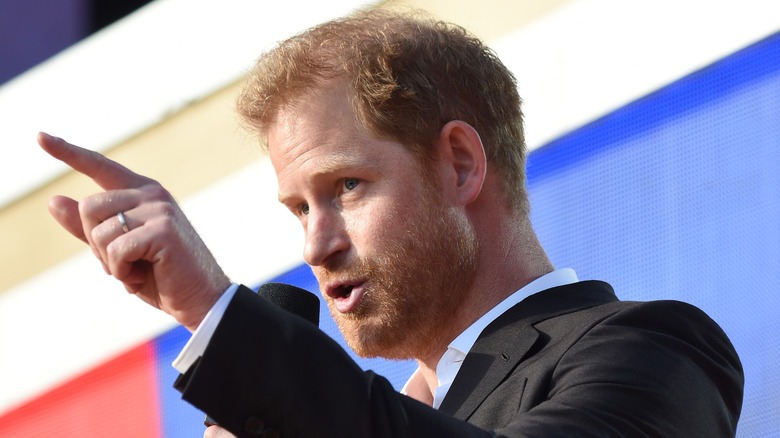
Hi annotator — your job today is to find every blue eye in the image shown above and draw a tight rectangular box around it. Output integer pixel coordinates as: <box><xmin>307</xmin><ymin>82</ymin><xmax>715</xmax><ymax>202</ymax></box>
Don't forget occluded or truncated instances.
<box><xmin>301</xmin><ymin>204</ymin><xmax>310</xmax><ymax>215</ymax></box>
<box><xmin>344</xmin><ymin>178</ymin><xmax>359</xmax><ymax>190</ymax></box>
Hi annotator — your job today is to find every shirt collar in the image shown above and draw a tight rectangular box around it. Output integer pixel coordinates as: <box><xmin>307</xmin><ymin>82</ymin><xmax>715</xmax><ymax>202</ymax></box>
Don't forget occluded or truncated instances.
<box><xmin>446</xmin><ymin>268</ymin><xmax>579</xmax><ymax>360</ymax></box>
<box><xmin>411</xmin><ymin>268</ymin><xmax>579</xmax><ymax>408</ymax></box>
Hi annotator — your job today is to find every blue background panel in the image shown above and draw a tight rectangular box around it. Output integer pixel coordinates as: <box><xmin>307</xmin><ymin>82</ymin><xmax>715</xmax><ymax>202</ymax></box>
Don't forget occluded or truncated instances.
<box><xmin>527</xmin><ymin>32</ymin><xmax>780</xmax><ymax>436</ymax></box>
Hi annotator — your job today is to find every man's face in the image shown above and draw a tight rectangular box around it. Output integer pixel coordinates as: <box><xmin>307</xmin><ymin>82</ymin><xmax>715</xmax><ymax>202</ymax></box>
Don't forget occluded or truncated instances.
<box><xmin>269</xmin><ymin>83</ymin><xmax>478</xmax><ymax>360</ymax></box>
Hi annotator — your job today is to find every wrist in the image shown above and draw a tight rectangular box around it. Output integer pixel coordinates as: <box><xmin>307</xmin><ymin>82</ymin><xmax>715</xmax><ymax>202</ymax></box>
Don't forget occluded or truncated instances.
<box><xmin>179</xmin><ymin>275</ymin><xmax>233</xmax><ymax>332</ymax></box>
<box><xmin>172</xmin><ymin>283</ymin><xmax>241</xmax><ymax>372</ymax></box>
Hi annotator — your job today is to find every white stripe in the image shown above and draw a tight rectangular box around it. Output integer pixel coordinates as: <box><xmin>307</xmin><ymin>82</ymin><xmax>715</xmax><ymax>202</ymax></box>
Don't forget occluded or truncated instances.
<box><xmin>492</xmin><ymin>0</ymin><xmax>780</xmax><ymax>151</ymax></box>
<box><xmin>0</xmin><ymin>0</ymin><xmax>374</xmax><ymax>209</ymax></box>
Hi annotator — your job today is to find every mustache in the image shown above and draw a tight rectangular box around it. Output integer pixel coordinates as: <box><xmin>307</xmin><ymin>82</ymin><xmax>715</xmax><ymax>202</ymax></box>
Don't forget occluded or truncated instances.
<box><xmin>316</xmin><ymin>256</ymin><xmax>372</xmax><ymax>286</ymax></box>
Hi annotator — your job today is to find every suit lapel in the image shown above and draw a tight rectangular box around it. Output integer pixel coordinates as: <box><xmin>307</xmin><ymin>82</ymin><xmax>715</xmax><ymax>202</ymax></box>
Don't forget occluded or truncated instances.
<box><xmin>438</xmin><ymin>318</ymin><xmax>539</xmax><ymax>418</ymax></box>
<box><xmin>438</xmin><ymin>281</ymin><xmax>617</xmax><ymax>420</ymax></box>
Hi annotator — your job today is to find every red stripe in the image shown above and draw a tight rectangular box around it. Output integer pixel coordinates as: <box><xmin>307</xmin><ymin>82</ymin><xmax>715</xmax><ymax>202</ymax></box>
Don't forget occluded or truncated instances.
<box><xmin>0</xmin><ymin>342</ymin><xmax>162</xmax><ymax>437</ymax></box>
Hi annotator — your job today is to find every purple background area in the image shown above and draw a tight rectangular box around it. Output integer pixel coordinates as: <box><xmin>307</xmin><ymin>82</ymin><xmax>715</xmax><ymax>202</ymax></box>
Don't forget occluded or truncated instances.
<box><xmin>0</xmin><ymin>0</ymin><xmax>152</xmax><ymax>85</ymax></box>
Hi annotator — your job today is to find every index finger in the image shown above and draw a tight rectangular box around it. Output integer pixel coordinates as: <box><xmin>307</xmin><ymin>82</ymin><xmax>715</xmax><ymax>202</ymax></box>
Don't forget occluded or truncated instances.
<box><xmin>37</xmin><ymin>132</ymin><xmax>153</xmax><ymax>190</ymax></box>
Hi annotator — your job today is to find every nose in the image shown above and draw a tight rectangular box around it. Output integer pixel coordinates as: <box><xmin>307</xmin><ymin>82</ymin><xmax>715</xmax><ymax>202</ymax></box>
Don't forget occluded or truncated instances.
<box><xmin>303</xmin><ymin>207</ymin><xmax>350</xmax><ymax>267</ymax></box>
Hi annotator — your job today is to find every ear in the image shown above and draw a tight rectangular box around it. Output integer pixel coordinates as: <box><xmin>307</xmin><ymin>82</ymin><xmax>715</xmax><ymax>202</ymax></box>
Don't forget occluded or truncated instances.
<box><xmin>437</xmin><ymin>120</ymin><xmax>487</xmax><ymax>206</ymax></box>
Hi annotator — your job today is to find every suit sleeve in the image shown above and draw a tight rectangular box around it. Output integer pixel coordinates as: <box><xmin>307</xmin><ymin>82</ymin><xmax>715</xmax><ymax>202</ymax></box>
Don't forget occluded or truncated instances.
<box><xmin>173</xmin><ymin>285</ymin><xmax>490</xmax><ymax>438</ymax></box>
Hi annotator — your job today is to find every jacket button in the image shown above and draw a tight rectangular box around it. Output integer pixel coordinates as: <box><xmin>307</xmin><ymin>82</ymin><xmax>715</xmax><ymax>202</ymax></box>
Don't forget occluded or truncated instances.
<box><xmin>243</xmin><ymin>416</ymin><xmax>266</xmax><ymax>436</ymax></box>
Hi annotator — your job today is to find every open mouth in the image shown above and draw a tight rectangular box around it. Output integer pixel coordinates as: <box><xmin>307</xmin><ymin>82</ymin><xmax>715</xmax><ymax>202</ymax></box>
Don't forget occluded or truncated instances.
<box><xmin>326</xmin><ymin>281</ymin><xmax>365</xmax><ymax>314</ymax></box>
<box><xmin>334</xmin><ymin>284</ymin><xmax>354</xmax><ymax>299</ymax></box>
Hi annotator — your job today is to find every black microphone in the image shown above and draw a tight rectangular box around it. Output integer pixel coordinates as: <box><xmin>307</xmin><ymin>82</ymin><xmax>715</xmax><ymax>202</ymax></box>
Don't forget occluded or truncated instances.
<box><xmin>255</xmin><ymin>282</ymin><xmax>320</xmax><ymax>327</ymax></box>
<box><xmin>204</xmin><ymin>282</ymin><xmax>320</xmax><ymax>427</ymax></box>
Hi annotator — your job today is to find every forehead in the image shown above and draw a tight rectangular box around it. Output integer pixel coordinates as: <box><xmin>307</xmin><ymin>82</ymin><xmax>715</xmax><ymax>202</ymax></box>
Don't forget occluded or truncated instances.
<box><xmin>267</xmin><ymin>82</ymin><xmax>407</xmax><ymax>180</ymax></box>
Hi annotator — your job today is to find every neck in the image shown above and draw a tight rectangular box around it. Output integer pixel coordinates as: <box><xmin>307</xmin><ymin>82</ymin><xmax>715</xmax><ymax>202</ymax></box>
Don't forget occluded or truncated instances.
<box><xmin>409</xmin><ymin>212</ymin><xmax>554</xmax><ymax>402</ymax></box>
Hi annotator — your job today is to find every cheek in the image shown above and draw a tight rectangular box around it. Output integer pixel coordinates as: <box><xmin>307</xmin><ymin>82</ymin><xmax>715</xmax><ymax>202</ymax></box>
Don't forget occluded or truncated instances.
<box><xmin>349</xmin><ymin>195</ymin><xmax>418</xmax><ymax>253</ymax></box>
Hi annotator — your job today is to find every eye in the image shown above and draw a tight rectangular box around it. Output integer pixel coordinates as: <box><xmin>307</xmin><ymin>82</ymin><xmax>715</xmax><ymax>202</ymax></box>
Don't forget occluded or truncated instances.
<box><xmin>344</xmin><ymin>178</ymin><xmax>359</xmax><ymax>190</ymax></box>
<box><xmin>301</xmin><ymin>203</ymin><xmax>310</xmax><ymax>215</ymax></box>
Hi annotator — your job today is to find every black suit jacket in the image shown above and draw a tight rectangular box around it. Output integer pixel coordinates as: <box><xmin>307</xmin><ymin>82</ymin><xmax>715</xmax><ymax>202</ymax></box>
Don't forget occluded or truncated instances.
<box><xmin>175</xmin><ymin>281</ymin><xmax>743</xmax><ymax>437</ymax></box>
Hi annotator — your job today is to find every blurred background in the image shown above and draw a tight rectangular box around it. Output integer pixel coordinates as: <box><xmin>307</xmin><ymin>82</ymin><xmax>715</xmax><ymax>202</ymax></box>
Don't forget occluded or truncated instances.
<box><xmin>0</xmin><ymin>0</ymin><xmax>154</xmax><ymax>86</ymax></box>
<box><xmin>0</xmin><ymin>0</ymin><xmax>777</xmax><ymax>436</ymax></box>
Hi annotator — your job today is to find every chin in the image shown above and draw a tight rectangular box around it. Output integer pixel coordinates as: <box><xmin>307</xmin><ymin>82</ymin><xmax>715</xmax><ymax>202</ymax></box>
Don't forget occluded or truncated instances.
<box><xmin>338</xmin><ymin>317</ymin><xmax>414</xmax><ymax>360</ymax></box>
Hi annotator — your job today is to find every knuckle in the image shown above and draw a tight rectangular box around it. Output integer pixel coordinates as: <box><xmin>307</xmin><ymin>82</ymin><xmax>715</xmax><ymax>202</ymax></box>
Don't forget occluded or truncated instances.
<box><xmin>106</xmin><ymin>236</ymin><xmax>132</xmax><ymax>259</ymax></box>
<box><xmin>143</xmin><ymin>182</ymin><xmax>171</xmax><ymax>200</ymax></box>
<box><xmin>79</xmin><ymin>193</ymin><xmax>112</xmax><ymax>219</ymax></box>
<box><xmin>105</xmin><ymin>240</ymin><xmax>120</xmax><ymax>261</ymax></box>
<box><xmin>78</xmin><ymin>196</ymin><xmax>92</xmax><ymax>216</ymax></box>
<box><xmin>156</xmin><ymin>201</ymin><xmax>177</xmax><ymax>217</ymax></box>
<box><xmin>144</xmin><ymin>207</ymin><xmax>176</xmax><ymax>236</ymax></box>
<box><xmin>156</xmin><ymin>214</ymin><xmax>178</xmax><ymax>236</ymax></box>
<box><xmin>90</xmin><ymin>226</ymin><xmax>104</xmax><ymax>245</ymax></box>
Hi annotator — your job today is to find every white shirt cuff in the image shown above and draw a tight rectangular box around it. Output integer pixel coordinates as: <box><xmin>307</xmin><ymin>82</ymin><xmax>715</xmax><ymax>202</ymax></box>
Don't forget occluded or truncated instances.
<box><xmin>172</xmin><ymin>283</ymin><xmax>240</xmax><ymax>373</ymax></box>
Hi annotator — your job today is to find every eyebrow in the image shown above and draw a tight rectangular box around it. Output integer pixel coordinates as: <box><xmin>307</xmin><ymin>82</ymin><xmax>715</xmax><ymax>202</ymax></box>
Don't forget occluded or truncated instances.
<box><xmin>311</xmin><ymin>153</ymin><xmax>378</xmax><ymax>175</ymax></box>
<box><xmin>277</xmin><ymin>153</ymin><xmax>380</xmax><ymax>205</ymax></box>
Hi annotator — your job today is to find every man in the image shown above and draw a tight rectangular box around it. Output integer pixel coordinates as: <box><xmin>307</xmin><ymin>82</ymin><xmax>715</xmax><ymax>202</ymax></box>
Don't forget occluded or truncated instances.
<box><xmin>39</xmin><ymin>9</ymin><xmax>743</xmax><ymax>438</ymax></box>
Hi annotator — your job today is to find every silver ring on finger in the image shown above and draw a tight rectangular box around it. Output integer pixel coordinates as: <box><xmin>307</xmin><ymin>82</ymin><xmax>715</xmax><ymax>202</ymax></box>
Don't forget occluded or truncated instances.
<box><xmin>117</xmin><ymin>211</ymin><xmax>130</xmax><ymax>233</ymax></box>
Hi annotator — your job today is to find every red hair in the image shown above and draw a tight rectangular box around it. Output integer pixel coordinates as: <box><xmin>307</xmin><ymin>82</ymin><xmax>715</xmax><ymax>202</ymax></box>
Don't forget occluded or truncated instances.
<box><xmin>238</xmin><ymin>9</ymin><xmax>529</xmax><ymax>214</ymax></box>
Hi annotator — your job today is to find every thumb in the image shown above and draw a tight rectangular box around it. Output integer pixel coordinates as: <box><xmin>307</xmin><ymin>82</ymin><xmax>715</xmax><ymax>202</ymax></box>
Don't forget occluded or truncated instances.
<box><xmin>48</xmin><ymin>195</ymin><xmax>88</xmax><ymax>243</ymax></box>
